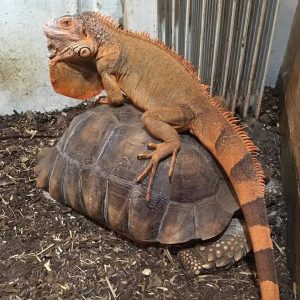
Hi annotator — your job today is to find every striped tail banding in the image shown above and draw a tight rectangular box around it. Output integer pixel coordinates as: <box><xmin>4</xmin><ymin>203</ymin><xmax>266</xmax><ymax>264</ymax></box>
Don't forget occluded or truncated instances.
<box><xmin>191</xmin><ymin>101</ymin><xmax>279</xmax><ymax>300</ymax></box>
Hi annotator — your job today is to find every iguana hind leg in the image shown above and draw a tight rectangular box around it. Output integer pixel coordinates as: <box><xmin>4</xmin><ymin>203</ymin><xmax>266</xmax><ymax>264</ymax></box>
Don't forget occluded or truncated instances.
<box><xmin>178</xmin><ymin>219</ymin><xmax>251</xmax><ymax>276</ymax></box>
<box><xmin>136</xmin><ymin>105</ymin><xmax>193</xmax><ymax>202</ymax></box>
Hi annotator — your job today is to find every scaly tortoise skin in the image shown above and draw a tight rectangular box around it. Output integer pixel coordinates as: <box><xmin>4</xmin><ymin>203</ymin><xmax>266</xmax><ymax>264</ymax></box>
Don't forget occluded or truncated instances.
<box><xmin>34</xmin><ymin>104</ymin><xmax>251</xmax><ymax>275</ymax></box>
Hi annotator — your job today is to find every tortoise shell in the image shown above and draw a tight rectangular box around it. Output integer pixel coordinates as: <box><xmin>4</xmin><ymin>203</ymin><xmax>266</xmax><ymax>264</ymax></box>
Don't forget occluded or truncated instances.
<box><xmin>35</xmin><ymin>104</ymin><xmax>239</xmax><ymax>244</ymax></box>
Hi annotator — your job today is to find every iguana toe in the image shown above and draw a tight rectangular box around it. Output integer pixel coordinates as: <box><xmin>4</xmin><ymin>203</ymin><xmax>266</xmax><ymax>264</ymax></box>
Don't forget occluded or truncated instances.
<box><xmin>136</xmin><ymin>142</ymin><xmax>180</xmax><ymax>202</ymax></box>
<box><xmin>135</xmin><ymin>160</ymin><xmax>158</xmax><ymax>203</ymax></box>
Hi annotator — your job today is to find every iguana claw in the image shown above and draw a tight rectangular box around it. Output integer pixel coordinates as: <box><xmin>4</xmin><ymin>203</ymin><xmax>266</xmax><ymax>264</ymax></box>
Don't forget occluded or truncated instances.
<box><xmin>136</xmin><ymin>142</ymin><xmax>179</xmax><ymax>203</ymax></box>
<box><xmin>97</xmin><ymin>97</ymin><xmax>111</xmax><ymax>104</ymax></box>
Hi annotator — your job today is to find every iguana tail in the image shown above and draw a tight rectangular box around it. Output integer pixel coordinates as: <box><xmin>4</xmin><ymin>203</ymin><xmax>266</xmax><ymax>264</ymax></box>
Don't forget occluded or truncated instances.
<box><xmin>190</xmin><ymin>100</ymin><xmax>279</xmax><ymax>300</ymax></box>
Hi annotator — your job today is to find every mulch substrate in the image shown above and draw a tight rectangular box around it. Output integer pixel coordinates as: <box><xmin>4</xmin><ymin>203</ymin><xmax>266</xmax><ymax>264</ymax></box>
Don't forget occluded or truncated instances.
<box><xmin>0</xmin><ymin>89</ymin><xmax>294</xmax><ymax>299</ymax></box>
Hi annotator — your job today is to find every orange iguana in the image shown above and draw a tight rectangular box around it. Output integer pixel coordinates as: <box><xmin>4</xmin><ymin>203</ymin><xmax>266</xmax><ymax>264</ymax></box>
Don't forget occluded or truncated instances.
<box><xmin>44</xmin><ymin>12</ymin><xmax>279</xmax><ymax>299</ymax></box>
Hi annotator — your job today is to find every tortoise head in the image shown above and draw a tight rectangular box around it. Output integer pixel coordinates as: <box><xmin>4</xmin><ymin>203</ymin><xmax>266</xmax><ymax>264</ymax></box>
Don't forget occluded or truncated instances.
<box><xmin>43</xmin><ymin>14</ymin><xmax>103</xmax><ymax>99</ymax></box>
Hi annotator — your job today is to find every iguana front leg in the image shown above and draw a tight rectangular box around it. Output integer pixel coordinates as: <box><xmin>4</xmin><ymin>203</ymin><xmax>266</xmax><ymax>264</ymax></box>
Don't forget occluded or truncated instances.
<box><xmin>98</xmin><ymin>72</ymin><xmax>124</xmax><ymax>105</ymax></box>
<box><xmin>96</xmin><ymin>46</ymin><xmax>124</xmax><ymax>105</ymax></box>
<box><xmin>136</xmin><ymin>105</ymin><xmax>194</xmax><ymax>202</ymax></box>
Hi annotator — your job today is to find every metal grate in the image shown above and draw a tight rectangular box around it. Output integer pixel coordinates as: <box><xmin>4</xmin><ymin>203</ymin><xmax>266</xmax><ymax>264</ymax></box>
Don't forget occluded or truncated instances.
<box><xmin>157</xmin><ymin>0</ymin><xmax>279</xmax><ymax>118</ymax></box>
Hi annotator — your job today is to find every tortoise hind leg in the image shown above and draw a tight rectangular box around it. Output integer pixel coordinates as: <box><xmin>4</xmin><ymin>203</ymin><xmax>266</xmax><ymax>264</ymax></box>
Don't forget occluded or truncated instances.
<box><xmin>178</xmin><ymin>218</ymin><xmax>251</xmax><ymax>276</ymax></box>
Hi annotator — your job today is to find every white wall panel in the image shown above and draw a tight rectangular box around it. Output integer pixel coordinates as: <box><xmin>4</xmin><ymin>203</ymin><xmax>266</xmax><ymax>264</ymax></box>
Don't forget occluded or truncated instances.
<box><xmin>79</xmin><ymin>0</ymin><xmax>123</xmax><ymax>22</ymax></box>
<box><xmin>0</xmin><ymin>0</ymin><xmax>121</xmax><ymax>115</ymax></box>
<box><xmin>0</xmin><ymin>0</ymin><xmax>79</xmax><ymax>115</ymax></box>
<box><xmin>123</xmin><ymin>0</ymin><xmax>158</xmax><ymax>38</ymax></box>
<box><xmin>266</xmin><ymin>0</ymin><xmax>297</xmax><ymax>86</ymax></box>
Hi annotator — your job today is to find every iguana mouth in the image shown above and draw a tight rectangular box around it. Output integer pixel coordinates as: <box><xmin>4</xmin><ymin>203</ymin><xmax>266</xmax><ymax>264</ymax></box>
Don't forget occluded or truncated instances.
<box><xmin>45</xmin><ymin>36</ymin><xmax>74</xmax><ymax>61</ymax></box>
<box><xmin>47</xmin><ymin>43</ymin><xmax>57</xmax><ymax>59</ymax></box>
<box><xmin>44</xmin><ymin>20</ymin><xmax>82</xmax><ymax>61</ymax></box>
<box><xmin>47</xmin><ymin>46</ymin><xmax>72</xmax><ymax>62</ymax></box>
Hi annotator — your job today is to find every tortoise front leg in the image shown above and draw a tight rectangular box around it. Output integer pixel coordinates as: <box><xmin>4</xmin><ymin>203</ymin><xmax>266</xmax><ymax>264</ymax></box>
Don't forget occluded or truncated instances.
<box><xmin>178</xmin><ymin>219</ymin><xmax>251</xmax><ymax>276</ymax></box>
<box><xmin>136</xmin><ymin>105</ymin><xmax>193</xmax><ymax>202</ymax></box>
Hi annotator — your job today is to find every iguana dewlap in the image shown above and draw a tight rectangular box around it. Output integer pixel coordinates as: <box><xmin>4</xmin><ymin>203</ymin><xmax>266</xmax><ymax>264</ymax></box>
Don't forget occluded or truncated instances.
<box><xmin>44</xmin><ymin>12</ymin><xmax>279</xmax><ymax>299</ymax></box>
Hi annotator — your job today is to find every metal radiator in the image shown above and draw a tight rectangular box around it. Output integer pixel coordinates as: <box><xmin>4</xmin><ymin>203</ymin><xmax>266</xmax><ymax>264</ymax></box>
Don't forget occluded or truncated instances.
<box><xmin>157</xmin><ymin>0</ymin><xmax>279</xmax><ymax>118</ymax></box>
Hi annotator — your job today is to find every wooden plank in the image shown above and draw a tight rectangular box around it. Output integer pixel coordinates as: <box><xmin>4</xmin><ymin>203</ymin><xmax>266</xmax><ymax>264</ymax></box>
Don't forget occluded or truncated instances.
<box><xmin>279</xmin><ymin>0</ymin><xmax>300</xmax><ymax>295</ymax></box>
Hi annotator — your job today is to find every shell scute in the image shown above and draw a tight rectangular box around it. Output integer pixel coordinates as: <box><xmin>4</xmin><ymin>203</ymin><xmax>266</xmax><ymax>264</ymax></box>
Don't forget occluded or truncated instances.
<box><xmin>49</xmin><ymin>153</ymin><xmax>67</xmax><ymax>204</ymax></box>
<box><xmin>61</xmin><ymin>110</ymin><xmax>120</xmax><ymax>166</ymax></box>
<box><xmin>127</xmin><ymin>187</ymin><xmax>169</xmax><ymax>242</ymax></box>
<box><xmin>63</xmin><ymin>162</ymin><xmax>84</xmax><ymax>214</ymax></box>
<box><xmin>106</xmin><ymin>178</ymin><xmax>132</xmax><ymax>234</ymax></box>
<box><xmin>81</xmin><ymin>168</ymin><xmax>107</xmax><ymax>225</ymax></box>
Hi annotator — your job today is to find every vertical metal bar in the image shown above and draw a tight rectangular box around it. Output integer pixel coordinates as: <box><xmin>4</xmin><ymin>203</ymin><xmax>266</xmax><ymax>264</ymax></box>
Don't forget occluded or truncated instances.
<box><xmin>77</xmin><ymin>0</ymin><xmax>81</xmax><ymax>13</ymax></box>
<box><xmin>184</xmin><ymin>0</ymin><xmax>191</xmax><ymax>59</ymax></box>
<box><xmin>158</xmin><ymin>0</ymin><xmax>162</xmax><ymax>43</ymax></box>
<box><xmin>230</xmin><ymin>0</ymin><xmax>252</xmax><ymax>113</ymax></box>
<box><xmin>171</xmin><ymin>0</ymin><xmax>176</xmax><ymax>50</ymax></box>
<box><xmin>157</xmin><ymin>0</ymin><xmax>163</xmax><ymax>42</ymax></box>
<box><xmin>198</xmin><ymin>0</ymin><xmax>207</xmax><ymax>76</ymax></box>
<box><xmin>178</xmin><ymin>0</ymin><xmax>185</xmax><ymax>55</ymax></box>
<box><xmin>164</xmin><ymin>0</ymin><xmax>167</xmax><ymax>44</ymax></box>
<box><xmin>164</xmin><ymin>0</ymin><xmax>171</xmax><ymax>47</ymax></box>
<box><xmin>202</xmin><ymin>0</ymin><xmax>210</xmax><ymax>81</ymax></box>
<box><xmin>242</xmin><ymin>0</ymin><xmax>267</xmax><ymax>118</ymax></box>
<box><xmin>190</xmin><ymin>0</ymin><xmax>200</xmax><ymax>67</ymax></box>
<box><xmin>210</xmin><ymin>0</ymin><xmax>223</xmax><ymax>96</ymax></box>
<box><xmin>255</xmin><ymin>0</ymin><xmax>279</xmax><ymax>117</ymax></box>
<box><xmin>222</xmin><ymin>0</ymin><xmax>237</xmax><ymax>97</ymax></box>
<box><xmin>205</xmin><ymin>0</ymin><xmax>214</xmax><ymax>83</ymax></box>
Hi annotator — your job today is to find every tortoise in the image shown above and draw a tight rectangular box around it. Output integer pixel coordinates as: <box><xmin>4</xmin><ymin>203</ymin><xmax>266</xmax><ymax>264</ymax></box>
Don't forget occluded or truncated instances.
<box><xmin>34</xmin><ymin>103</ymin><xmax>251</xmax><ymax>275</ymax></box>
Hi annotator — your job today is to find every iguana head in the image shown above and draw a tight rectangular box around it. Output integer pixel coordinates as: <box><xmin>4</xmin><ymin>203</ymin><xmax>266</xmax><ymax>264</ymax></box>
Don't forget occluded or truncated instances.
<box><xmin>43</xmin><ymin>14</ymin><xmax>105</xmax><ymax>99</ymax></box>
<box><xmin>44</xmin><ymin>15</ymin><xmax>99</xmax><ymax>63</ymax></box>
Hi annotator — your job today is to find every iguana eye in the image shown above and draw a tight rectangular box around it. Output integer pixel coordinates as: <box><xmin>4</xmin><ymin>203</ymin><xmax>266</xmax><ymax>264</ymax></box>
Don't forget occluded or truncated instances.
<box><xmin>60</xmin><ymin>19</ymin><xmax>72</xmax><ymax>28</ymax></box>
<box><xmin>79</xmin><ymin>47</ymin><xmax>91</xmax><ymax>58</ymax></box>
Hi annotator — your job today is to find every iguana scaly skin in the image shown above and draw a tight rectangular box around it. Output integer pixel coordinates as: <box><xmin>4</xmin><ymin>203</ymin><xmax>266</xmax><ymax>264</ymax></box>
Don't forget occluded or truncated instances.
<box><xmin>44</xmin><ymin>12</ymin><xmax>279</xmax><ymax>299</ymax></box>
